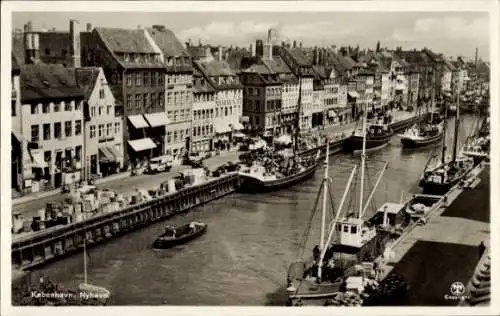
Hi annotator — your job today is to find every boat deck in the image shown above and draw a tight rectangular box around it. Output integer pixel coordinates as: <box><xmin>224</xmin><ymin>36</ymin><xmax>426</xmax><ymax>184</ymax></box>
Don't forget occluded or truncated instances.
<box><xmin>379</xmin><ymin>165</ymin><xmax>490</xmax><ymax>305</ymax></box>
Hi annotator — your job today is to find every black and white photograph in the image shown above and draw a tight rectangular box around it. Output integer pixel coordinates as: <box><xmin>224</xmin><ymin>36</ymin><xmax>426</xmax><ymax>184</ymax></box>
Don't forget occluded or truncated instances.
<box><xmin>1</xmin><ymin>0</ymin><xmax>498</xmax><ymax>314</ymax></box>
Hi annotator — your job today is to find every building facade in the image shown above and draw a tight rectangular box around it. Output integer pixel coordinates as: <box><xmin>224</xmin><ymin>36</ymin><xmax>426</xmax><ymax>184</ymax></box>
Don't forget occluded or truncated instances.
<box><xmin>20</xmin><ymin>64</ymin><xmax>84</xmax><ymax>191</ymax></box>
<box><xmin>192</xmin><ymin>69</ymin><xmax>217</xmax><ymax>153</ymax></box>
<box><xmin>11</xmin><ymin>55</ymin><xmax>22</xmax><ymax>191</ymax></box>
<box><xmin>81</xmin><ymin>26</ymin><xmax>168</xmax><ymax>168</ymax></box>
<box><xmin>76</xmin><ymin>67</ymin><xmax>124</xmax><ymax>180</ymax></box>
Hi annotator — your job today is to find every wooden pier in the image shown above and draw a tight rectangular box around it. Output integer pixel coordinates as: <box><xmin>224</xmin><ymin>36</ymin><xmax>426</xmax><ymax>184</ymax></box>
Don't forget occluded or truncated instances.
<box><xmin>12</xmin><ymin>172</ymin><xmax>239</xmax><ymax>271</ymax></box>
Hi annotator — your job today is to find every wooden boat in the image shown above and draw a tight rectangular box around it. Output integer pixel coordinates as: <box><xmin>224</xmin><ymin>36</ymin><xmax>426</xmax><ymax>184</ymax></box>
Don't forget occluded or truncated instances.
<box><xmin>420</xmin><ymin>85</ymin><xmax>475</xmax><ymax>195</ymax></box>
<box><xmin>287</xmin><ymin>105</ymin><xmax>391</xmax><ymax>306</ymax></box>
<box><xmin>78</xmin><ymin>234</ymin><xmax>111</xmax><ymax>302</ymax></box>
<box><xmin>343</xmin><ymin>123</ymin><xmax>393</xmax><ymax>153</ymax></box>
<box><xmin>153</xmin><ymin>222</ymin><xmax>207</xmax><ymax>249</ymax></box>
<box><xmin>399</xmin><ymin>101</ymin><xmax>444</xmax><ymax>149</ymax></box>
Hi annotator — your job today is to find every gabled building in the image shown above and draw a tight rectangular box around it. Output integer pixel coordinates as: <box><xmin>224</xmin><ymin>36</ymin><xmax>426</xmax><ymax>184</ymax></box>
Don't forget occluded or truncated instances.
<box><xmin>76</xmin><ymin>67</ymin><xmax>124</xmax><ymax>179</ymax></box>
<box><xmin>193</xmin><ymin>59</ymin><xmax>243</xmax><ymax>150</ymax></box>
<box><xmin>20</xmin><ymin>64</ymin><xmax>85</xmax><ymax>191</ymax></box>
<box><xmin>81</xmin><ymin>26</ymin><xmax>168</xmax><ymax>168</ymax></box>
<box><xmin>148</xmin><ymin>25</ymin><xmax>193</xmax><ymax>161</ymax></box>
<box><xmin>440</xmin><ymin>56</ymin><xmax>457</xmax><ymax>94</ymax></box>
<box><xmin>396</xmin><ymin>50</ymin><xmax>435</xmax><ymax>108</ymax></box>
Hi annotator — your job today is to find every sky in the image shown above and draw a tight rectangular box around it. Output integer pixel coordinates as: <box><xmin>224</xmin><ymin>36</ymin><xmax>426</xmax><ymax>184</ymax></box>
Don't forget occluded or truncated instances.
<box><xmin>12</xmin><ymin>11</ymin><xmax>490</xmax><ymax>60</ymax></box>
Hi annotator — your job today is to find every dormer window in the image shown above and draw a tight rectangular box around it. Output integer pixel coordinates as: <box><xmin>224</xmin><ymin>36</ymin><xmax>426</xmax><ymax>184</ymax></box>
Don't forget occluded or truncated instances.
<box><xmin>134</xmin><ymin>54</ymin><xmax>140</xmax><ymax>63</ymax></box>
<box><xmin>124</xmin><ymin>54</ymin><xmax>130</xmax><ymax>62</ymax></box>
<box><xmin>145</xmin><ymin>54</ymin><xmax>150</xmax><ymax>63</ymax></box>
<box><xmin>167</xmin><ymin>57</ymin><xmax>172</xmax><ymax>65</ymax></box>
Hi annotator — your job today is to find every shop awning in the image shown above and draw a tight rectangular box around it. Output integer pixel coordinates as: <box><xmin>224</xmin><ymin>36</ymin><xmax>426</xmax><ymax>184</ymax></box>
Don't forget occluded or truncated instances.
<box><xmin>99</xmin><ymin>145</ymin><xmax>117</xmax><ymax>163</ymax></box>
<box><xmin>230</xmin><ymin>122</ymin><xmax>244</xmax><ymax>130</ymax></box>
<box><xmin>144</xmin><ymin>113</ymin><xmax>170</xmax><ymax>127</ymax></box>
<box><xmin>128</xmin><ymin>115</ymin><xmax>150</xmax><ymax>129</ymax></box>
<box><xmin>233</xmin><ymin>132</ymin><xmax>246</xmax><ymax>138</ymax></box>
<box><xmin>30</xmin><ymin>149</ymin><xmax>47</xmax><ymax>169</ymax></box>
<box><xmin>214</xmin><ymin>121</ymin><xmax>231</xmax><ymax>134</ymax></box>
<box><xmin>128</xmin><ymin>138</ymin><xmax>157</xmax><ymax>152</ymax></box>
<box><xmin>348</xmin><ymin>91</ymin><xmax>360</xmax><ymax>98</ymax></box>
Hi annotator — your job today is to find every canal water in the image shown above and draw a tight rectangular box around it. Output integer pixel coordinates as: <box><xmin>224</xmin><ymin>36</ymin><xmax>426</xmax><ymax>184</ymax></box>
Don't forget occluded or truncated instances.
<box><xmin>14</xmin><ymin>114</ymin><xmax>480</xmax><ymax>306</ymax></box>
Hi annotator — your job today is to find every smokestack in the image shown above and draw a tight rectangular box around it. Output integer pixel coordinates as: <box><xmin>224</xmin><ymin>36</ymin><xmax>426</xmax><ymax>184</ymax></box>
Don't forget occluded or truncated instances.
<box><xmin>86</xmin><ymin>23</ymin><xmax>92</xmax><ymax>32</ymax></box>
<box><xmin>250</xmin><ymin>44</ymin><xmax>255</xmax><ymax>57</ymax></box>
<box><xmin>70</xmin><ymin>19</ymin><xmax>81</xmax><ymax>68</ymax></box>
<box><xmin>218</xmin><ymin>46</ymin><xmax>222</xmax><ymax>61</ymax></box>
<box><xmin>299</xmin><ymin>41</ymin><xmax>303</xmax><ymax>48</ymax></box>
<box><xmin>293</xmin><ymin>40</ymin><xmax>297</xmax><ymax>48</ymax></box>
<box><xmin>313</xmin><ymin>46</ymin><xmax>319</xmax><ymax>65</ymax></box>
<box><xmin>475</xmin><ymin>48</ymin><xmax>478</xmax><ymax>67</ymax></box>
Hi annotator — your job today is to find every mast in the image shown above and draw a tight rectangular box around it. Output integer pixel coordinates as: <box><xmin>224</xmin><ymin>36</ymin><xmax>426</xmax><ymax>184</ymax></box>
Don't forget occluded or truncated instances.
<box><xmin>83</xmin><ymin>238</ymin><xmax>87</xmax><ymax>284</ymax></box>
<box><xmin>452</xmin><ymin>81</ymin><xmax>461</xmax><ymax>162</ymax></box>
<box><xmin>359</xmin><ymin>102</ymin><xmax>367</xmax><ymax>219</ymax></box>
<box><xmin>294</xmin><ymin>77</ymin><xmax>302</xmax><ymax>155</ymax></box>
<box><xmin>320</xmin><ymin>138</ymin><xmax>330</xmax><ymax>253</ymax></box>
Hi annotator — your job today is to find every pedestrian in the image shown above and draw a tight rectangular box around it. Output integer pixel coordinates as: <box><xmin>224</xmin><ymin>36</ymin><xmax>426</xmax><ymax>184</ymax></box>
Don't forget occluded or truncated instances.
<box><xmin>478</xmin><ymin>241</ymin><xmax>486</xmax><ymax>259</ymax></box>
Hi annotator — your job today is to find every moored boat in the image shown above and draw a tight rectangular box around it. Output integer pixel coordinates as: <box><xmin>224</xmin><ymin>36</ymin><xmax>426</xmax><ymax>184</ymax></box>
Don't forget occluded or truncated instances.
<box><xmin>343</xmin><ymin>122</ymin><xmax>393</xmax><ymax>153</ymax></box>
<box><xmin>399</xmin><ymin>123</ymin><xmax>443</xmax><ymax>149</ymax></box>
<box><xmin>153</xmin><ymin>221</ymin><xmax>207</xmax><ymax>249</ymax></box>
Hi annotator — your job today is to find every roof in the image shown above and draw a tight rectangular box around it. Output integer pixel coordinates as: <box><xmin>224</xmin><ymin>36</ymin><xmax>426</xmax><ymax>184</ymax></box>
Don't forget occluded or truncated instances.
<box><xmin>244</xmin><ymin>63</ymin><xmax>273</xmax><ymax>75</ymax></box>
<box><xmin>195</xmin><ymin>60</ymin><xmax>235</xmax><ymax>77</ymax></box>
<box><xmin>312</xmin><ymin>65</ymin><xmax>328</xmax><ymax>79</ymax></box>
<box><xmin>20</xmin><ymin>64</ymin><xmax>84</xmax><ymax>102</ymax></box>
<box><xmin>286</xmin><ymin>48</ymin><xmax>311</xmax><ymax>67</ymax></box>
<box><xmin>147</xmin><ymin>27</ymin><xmax>190</xmax><ymax>57</ymax></box>
<box><xmin>75</xmin><ymin>67</ymin><xmax>101</xmax><ymax>100</ymax></box>
<box><xmin>95</xmin><ymin>27</ymin><xmax>156</xmax><ymax>54</ymax></box>
<box><xmin>12</xmin><ymin>34</ymin><xmax>25</xmax><ymax>66</ymax></box>
<box><xmin>188</xmin><ymin>46</ymin><xmax>212</xmax><ymax>59</ymax></box>
<box><xmin>441</xmin><ymin>56</ymin><xmax>456</xmax><ymax>71</ymax></box>
<box><xmin>262</xmin><ymin>57</ymin><xmax>293</xmax><ymax>74</ymax></box>
<box><xmin>193</xmin><ymin>79</ymin><xmax>216</xmax><ymax>94</ymax></box>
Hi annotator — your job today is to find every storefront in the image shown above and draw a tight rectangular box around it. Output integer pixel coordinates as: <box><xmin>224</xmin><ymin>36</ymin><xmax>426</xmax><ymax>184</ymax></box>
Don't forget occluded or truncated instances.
<box><xmin>214</xmin><ymin>121</ymin><xmax>232</xmax><ymax>151</ymax></box>
<box><xmin>98</xmin><ymin>144</ymin><xmax>121</xmax><ymax>177</ymax></box>
<box><xmin>144</xmin><ymin>112</ymin><xmax>169</xmax><ymax>157</ymax></box>
<box><xmin>127</xmin><ymin>137</ymin><xmax>157</xmax><ymax>169</ymax></box>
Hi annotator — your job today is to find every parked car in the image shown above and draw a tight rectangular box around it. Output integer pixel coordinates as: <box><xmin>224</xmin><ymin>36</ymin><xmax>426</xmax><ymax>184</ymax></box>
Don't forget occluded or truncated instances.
<box><xmin>183</xmin><ymin>153</ymin><xmax>205</xmax><ymax>168</ymax></box>
<box><xmin>145</xmin><ymin>155</ymin><xmax>173</xmax><ymax>174</ymax></box>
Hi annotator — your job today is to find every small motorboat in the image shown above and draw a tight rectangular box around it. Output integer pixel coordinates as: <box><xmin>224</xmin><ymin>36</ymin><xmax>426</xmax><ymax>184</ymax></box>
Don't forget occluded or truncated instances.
<box><xmin>153</xmin><ymin>221</ymin><xmax>207</xmax><ymax>249</ymax></box>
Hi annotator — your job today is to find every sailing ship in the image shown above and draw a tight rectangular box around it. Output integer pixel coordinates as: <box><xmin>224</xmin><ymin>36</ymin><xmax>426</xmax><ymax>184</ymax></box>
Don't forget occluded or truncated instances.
<box><xmin>343</xmin><ymin>110</ymin><xmax>393</xmax><ymax>153</ymax></box>
<box><xmin>237</xmin><ymin>77</ymin><xmax>321</xmax><ymax>193</ymax></box>
<box><xmin>399</xmin><ymin>91</ymin><xmax>444</xmax><ymax>149</ymax></box>
<box><xmin>286</xmin><ymin>105</ymin><xmax>392</xmax><ymax>306</ymax></box>
<box><xmin>419</xmin><ymin>84</ymin><xmax>474</xmax><ymax>195</ymax></box>
<box><xmin>461</xmin><ymin>113</ymin><xmax>490</xmax><ymax>165</ymax></box>
<box><xmin>78</xmin><ymin>234</ymin><xmax>111</xmax><ymax>302</ymax></box>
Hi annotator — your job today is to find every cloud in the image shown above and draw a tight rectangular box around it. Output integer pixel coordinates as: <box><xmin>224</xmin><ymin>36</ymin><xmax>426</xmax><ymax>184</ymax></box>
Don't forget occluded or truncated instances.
<box><xmin>413</xmin><ymin>16</ymin><xmax>489</xmax><ymax>39</ymax></box>
<box><xmin>177</xmin><ymin>20</ymin><xmax>353</xmax><ymax>45</ymax></box>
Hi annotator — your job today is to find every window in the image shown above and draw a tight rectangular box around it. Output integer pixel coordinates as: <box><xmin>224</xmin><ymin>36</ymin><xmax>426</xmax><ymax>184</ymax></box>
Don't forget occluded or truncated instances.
<box><xmin>91</xmin><ymin>106</ymin><xmax>96</xmax><ymax>117</ymax></box>
<box><xmin>135</xmin><ymin>72</ymin><xmax>141</xmax><ymax>86</ymax></box>
<box><xmin>54</xmin><ymin>102</ymin><xmax>60</xmax><ymax>112</ymax></box>
<box><xmin>107</xmin><ymin>105</ymin><xmax>112</xmax><ymax>115</ymax></box>
<box><xmin>42</xmin><ymin>103</ymin><xmax>50</xmax><ymax>113</ymax></box>
<box><xmin>210</xmin><ymin>109</ymin><xmax>214</xmax><ymax>118</ymax></box>
<box><xmin>225</xmin><ymin>107</ymin><xmax>228</xmax><ymax>116</ymax></box>
<box><xmin>99</xmin><ymin>88</ymin><xmax>105</xmax><ymax>99</ymax></box>
<box><xmin>65</xmin><ymin>121</ymin><xmax>72</xmax><ymax>137</ymax></box>
<box><xmin>31</xmin><ymin>104</ymin><xmax>39</xmax><ymax>114</ymax></box>
<box><xmin>43</xmin><ymin>123</ymin><xmax>51</xmax><ymax>140</ymax></box>
<box><xmin>106</xmin><ymin>123</ymin><xmax>112</xmax><ymax>136</ymax></box>
<box><xmin>197</xmin><ymin>126</ymin><xmax>201</xmax><ymax>136</ymax></box>
<box><xmin>75</xmin><ymin>146</ymin><xmax>82</xmax><ymax>160</ymax></box>
<box><xmin>75</xmin><ymin>101</ymin><xmax>81</xmax><ymax>111</ymax></box>
<box><xmin>127</xmin><ymin>95</ymin><xmax>132</xmax><ymax>109</ymax></box>
<box><xmin>210</xmin><ymin>125</ymin><xmax>213</xmax><ymax>134</ymax></box>
<box><xmin>151</xmin><ymin>93</ymin><xmax>157</xmax><ymax>108</ymax></box>
<box><xmin>98</xmin><ymin>124</ymin><xmax>104</xmax><ymax>138</ymax></box>
<box><xmin>11</xmin><ymin>101</ymin><xmax>16</xmax><ymax>116</ymax></box>
<box><xmin>127</xmin><ymin>73</ymin><xmax>132</xmax><ymax>86</ymax></box>
<box><xmin>193</xmin><ymin>127</ymin><xmax>197</xmax><ymax>137</ymax></box>
<box><xmin>158</xmin><ymin>72</ymin><xmax>164</xmax><ymax>85</ymax></box>
<box><xmin>167</xmin><ymin>92</ymin><xmax>172</xmax><ymax>104</ymax></box>
<box><xmin>114</xmin><ymin>122</ymin><xmax>120</xmax><ymax>134</ymax></box>
<box><xmin>143</xmin><ymin>72</ymin><xmax>149</xmax><ymax>86</ymax></box>
<box><xmin>54</xmin><ymin>122</ymin><xmax>61</xmax><ymax>139</ymax></box>
<box><xmin>75</xmin><ymin>120</ymin><xmax>82</xmax><ymax>135</ymax></box>
<box><xmin>167</xmin><ymin>131</ymin><xmax>172</xmax><ymax>143</ymax></box>
<box><xmin>135</xmin><ymin>94</ymin><xmax>141</xmax><ymax>109</ymax></box>
<box><xmin>44</xmin><ymin>151</ymin><xmax>51</xmax><ymax>163</ymax></box>
<box><xmin>99</xmin><ymin>106</ymin><xmax>103</xmax><ymax>116</ymax></box>
<box><xmin>90</xmin><ymin>125</ymin><xmax>96</xmax><ymax>138</ymax></box>
<box><xmin>31</xmin><ymin>125</ymin><xmax>39</xmax><ymax>142</ymax></box>
<box><xmin>180</xmin><ymin>129</ymin><xmax>184</xmax><ymax>139</ymax></box>
<box><xmin>173</xmin><ymin>131</ymin><xmax>178</xmax><ymax>142</ymax></box>
<box><xmin>159</xmin><ymin>92</ymin><xmax>164</xmax><ymax>108</ymax></box>
<box><xmin>45</xmin><ymin>48</ymin><xmax>50</xmax><ymax>55</ymax></box>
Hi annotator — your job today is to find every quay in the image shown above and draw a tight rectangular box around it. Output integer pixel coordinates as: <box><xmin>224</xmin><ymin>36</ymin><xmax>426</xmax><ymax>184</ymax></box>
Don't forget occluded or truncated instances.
<box><xmin>10</xmin><ymin>110</ymin><xmax>427</xmax><ymax>272</ymax></box>
<box><xmin>12</xmin><ymin>172</ymin><xmax>239</xmax><ymax>271</ymax></box>
<box><xmin>379</xmin><ymin>163</ymin><xmax>490</xmax><ymax>305</ymax></box>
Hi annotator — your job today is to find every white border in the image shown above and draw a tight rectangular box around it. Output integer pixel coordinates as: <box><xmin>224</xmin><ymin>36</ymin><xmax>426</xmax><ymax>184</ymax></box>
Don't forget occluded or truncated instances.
<box><xmin>1</xmin><ymin>1</ymin><xmax>499</xmax><ymax>316</ymax></box>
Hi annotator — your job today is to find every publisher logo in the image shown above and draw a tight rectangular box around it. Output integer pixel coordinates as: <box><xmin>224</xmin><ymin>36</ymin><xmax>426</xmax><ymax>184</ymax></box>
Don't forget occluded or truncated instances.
<box><xmin>444</xmin><ymin>281</ymin><xmax>469</xmax><ymax>301</ymax></box>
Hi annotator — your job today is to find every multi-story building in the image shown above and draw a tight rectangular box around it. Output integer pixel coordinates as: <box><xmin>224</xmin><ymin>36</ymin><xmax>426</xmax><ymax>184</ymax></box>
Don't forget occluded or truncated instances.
<box><xmin>11</xmin><ymin>54</ymin><xmax>22</xmax><ymax>191</ymax></box>
<box><xmin>311</xmin><ymin>81</ymin><xmax>325</xmax><ymax>131</ymax></box>
<box><xmin>20</xmin><ymin>64</ymin><xmax>84</xmax><ymax>191</ymax></box>
<box><xmin>194</xmin><ymin>59</ymin><xmax>243</xmax><ymax>150</ymax></box>
<box><xmin>397</xmin><ymin>50</ymin><xmax>435</xmax><ymax>108</ymax></box>
<box><xmin>338</xmin><ymin>82</ymin><xmax>349</xmax><ymax>123</ymax></box>
<box><xmin>76</xmin><ymin>67</ymin><xmax>124</xmax><ymax>180</ymax></box>
<box><xmin>407</xmin><ymin>68</ymin><xmax>420</xmax><ymax>108</ymax></box>
<box><xmin>81</xmin><ymin>26</ymin><xmax>168</xmax><ymax>168</ymax></box>
<box><xmin>148</xmin><ymin>25</ymin><xmax>194</xmax><ymax>162</ymax></box>
<box><xmin>314</xmin><ymin>66</ymin><xmax>341</xmax><ymax>127</ymax></box>
<box><xmin>191</xmin><ymin>67</ymin><xmax>217</xmax><ymax>153</ymax></box>
<box><xmin>280</xmin><ymin>47</ymin><xmax>315</xmax><ymax>134</ymax></box>
<box><xmin>441</xmin><ymin>57</ymin><xmax>455</xmax><ymax>94</ymax></box>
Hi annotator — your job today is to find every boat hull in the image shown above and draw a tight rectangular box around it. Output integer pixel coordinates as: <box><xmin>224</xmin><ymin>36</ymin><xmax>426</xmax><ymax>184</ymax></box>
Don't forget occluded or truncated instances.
<box><xmin>419</xmin><ymin>169</ymin><xmax>471</xmax><ymax>195</ymax></box>
<box><xmin>153</xmin><ymin>224</ymin><xmax>207</xmax><ymax>249</ymax></box>
<box><xmin>400</xmin><ymin>131</ymin><xmax>443</xmax><ymax>149</ymax></box>
<box><xmin>343</xmin><ymin>133</ymin><xmax>393</xmax><ymax>153</ymax></box>
<box><xmin>236</xmin><ymin>162</ymin><xmax>319</xmax><ymax>193</ymax></box>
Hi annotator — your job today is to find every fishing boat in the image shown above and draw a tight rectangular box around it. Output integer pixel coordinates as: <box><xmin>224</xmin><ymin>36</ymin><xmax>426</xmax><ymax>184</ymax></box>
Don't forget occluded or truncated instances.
<box><xmin>286</xmin><ymin>105</ymin><xmax>391</xmax><ymax>306</ymax></box>
<box><xmin>419</xmin><ymin>84</ymin><xmax>474</xmax><ymax>195</ymax></box>
<box><xmin>153</xmin><ymin>221</ymin><xmax>207</xmax><ymax>249</ymax></box>
<box><xmin>399</xmin><ymin>89</ymin><xmax>443</xmax><ymax>149</ymax></box>
<box><xmin>343</xmin><ymin>111</ymin><xmax>393</xmax><ymax>153</ymax></box>
<box><xmin>461</xmin><ymin>114</ymin><xmax>490</xmax><ymax>164</ymax></box>
<box><xmin>236</xmin><ymin>77</ymin><xmax>321</xmax><ymax>193</ymax></box>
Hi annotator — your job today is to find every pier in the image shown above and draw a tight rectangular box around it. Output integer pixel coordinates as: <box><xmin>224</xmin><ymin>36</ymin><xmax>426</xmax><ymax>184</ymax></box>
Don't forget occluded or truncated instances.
<box><xmin>11</xmin><ymin>172</ymin><xmax>239</xmax><ymax>271</ymax></box>
<box><xmin>379</xmin><ymin>163</ymin><xmax>490</xmax><ymax>305</ymax></box>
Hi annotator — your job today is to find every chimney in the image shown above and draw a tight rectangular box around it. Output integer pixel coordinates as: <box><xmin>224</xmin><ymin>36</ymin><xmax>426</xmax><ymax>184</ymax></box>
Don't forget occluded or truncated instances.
<box><xmin>299</xmin><ymin>41</ymin><xmax>303</xmax><ymax>48</ymax></box>
<box><xmin>293</xmin><ymin>40</ymin><xmax>297</xmax><ymax>48</ymax></box>
<box><xmin>218</xmin><ymin>46</ymin><xmax>223</xmax><ymax>61</ymax></box>
<box><xmin>86</xmin><ymin>23</ymin><xmax>92</xmax><ymax>32</ymax></box>
<box><xmin>250</xmin><ymin>44</ymin><xmax>255</xmax><ymax>57</ymax></box>
<box><xmin>27</xmin><ymin>21</ymin><xmax>32</xmax><ymax>32</ymax></box>
<box><xmin>313</xmin><ymin>46</ymin><xmax>319</xmax><ymax>65</ymax></box>
<box><xmin>70</xmin><ymin>19</ymin><xmax>81</xmax><ymax>68</ymax></box>
<box><xmin>331</xmin><ymin>45</ymin><xmax>337</xmax><ymax>54</ymax></box>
